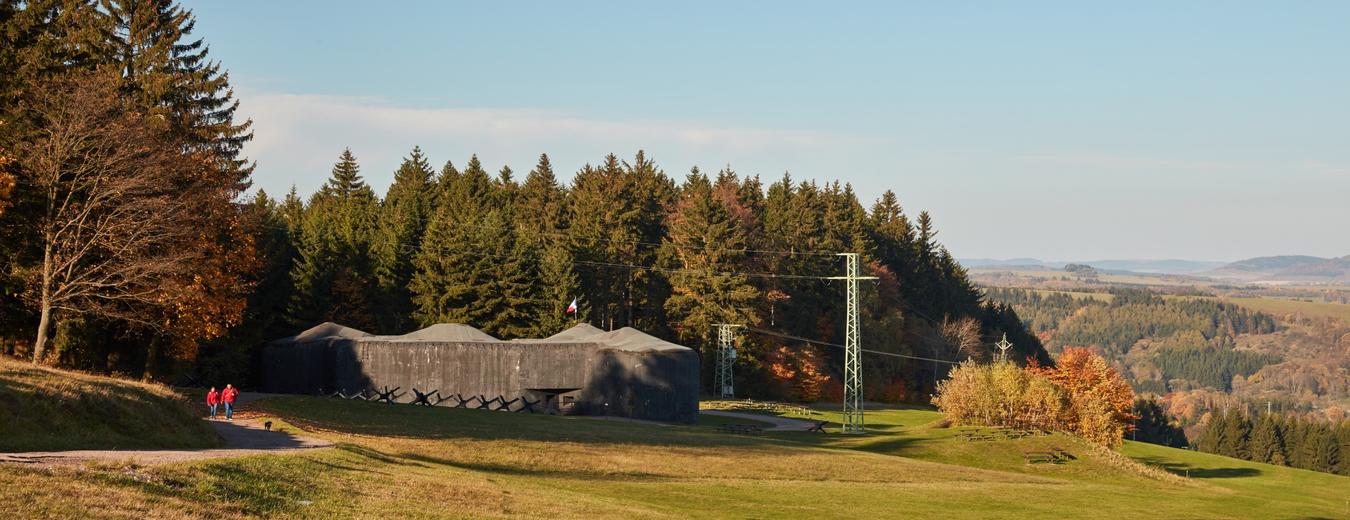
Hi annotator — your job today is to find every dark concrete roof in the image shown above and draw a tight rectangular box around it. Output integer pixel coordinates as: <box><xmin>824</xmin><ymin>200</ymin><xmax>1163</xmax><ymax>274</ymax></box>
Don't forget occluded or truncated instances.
<box><xmin>274</xmin><ymin>322</ymin><xmax>372</xmax><ymax>343</ymax></box>
<box><xmin>388</xmin><ymin>323</ymin><xmax>499</xmax><ymax>342</ymax></box>
<box><xmin>274</xmin><ymin>322</ymin><xmax>691</xmax><ymax>353</ymax></box>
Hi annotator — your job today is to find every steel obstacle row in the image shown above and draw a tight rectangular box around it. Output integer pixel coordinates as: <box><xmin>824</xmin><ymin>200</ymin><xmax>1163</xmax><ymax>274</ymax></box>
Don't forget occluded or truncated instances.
<box><xmin>373</xmin><ymin>386</ymin><xmax>404</xmax><ymax>404</ymax></box>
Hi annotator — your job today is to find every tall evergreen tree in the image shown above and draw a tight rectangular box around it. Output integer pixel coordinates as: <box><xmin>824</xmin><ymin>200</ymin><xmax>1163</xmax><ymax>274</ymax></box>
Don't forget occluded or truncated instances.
<box><xmin>869</xmin><ymin>190</ymin><xmax>916</xmax><ymax>296</ymax></box>
<box><xmin>411</xmin><ymin>156</ymin><xmax>532</xmax><ymax>337</ymax></box>
<box><xmin>1195</xmin><ymin>412</ymin><xmax>1227</xmax><ymax>453</ymax></box>
<box><xmin>1337</xmin><ymin>423</ymin><xmax>1350</xmax><ymax>476</ymax></box>
<box><xmin>1219</xmin><ymin>412</ymin><xmax>1252</xmax><ymax>459</ymax></box>
<box><xmin>568</xmin><ymin>153</ymin><xmax>673</xmax><ymax>330</ymax></box>
<box><xmin>1311</xmin><ymin>425</ymin><xmax>1340</xmax><ymax>473</ymax></box>
<box><xmin>103</xmin><ymin>0</ymin><xmax>253</xmax><ymax>178</ymax></box>
<box><xmin>516</xmin><ymin>154</ymin><xmax>582</xmax><ymax>335</ymax></box>
<box><xmin>663</xmin><ymin>168</ymin><xmax>760</xmax><ymax>345</ymax></box>
<box><xmin>1249</xmin><ymin>414</ymin><xmax>1287</xmax><ymax>465</ymax></box>
<box><xmin>1132</xmin><ymin>398</ymin><xmax>1188</xmax><ymax>447</ymax></box>
<box><xmin>372</xmin><ymin>146</ymin><xmax>435</xmax><ymax>333</ymax></box>
<box><xmin>287</xmin><ymin>149</ymin><xmax>380</xmax><ymax>331</ymax></box>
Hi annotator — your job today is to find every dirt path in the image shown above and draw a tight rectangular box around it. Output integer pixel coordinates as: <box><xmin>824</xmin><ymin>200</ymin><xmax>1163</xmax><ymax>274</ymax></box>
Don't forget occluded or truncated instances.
<box><xmin>701</xmin><ymin>410</ymin><xmax>820</xmax><ymax>431</ymax></box>
<box><xmin>0</xmin><ymin>394</ymin><xmax>332</xmax><ymax>467</ymax></box>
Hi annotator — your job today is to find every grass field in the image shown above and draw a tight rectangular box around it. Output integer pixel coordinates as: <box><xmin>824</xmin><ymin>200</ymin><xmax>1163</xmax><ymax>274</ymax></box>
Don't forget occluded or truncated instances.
<box><xmin>1224</xmin><ymin>296</ymin><xmax>1350</xmax><ymax>324</ymax></box>
<box><xmin>0</xmin><ymin>357</ymin><xmax>218</xmax><ymax>452</ymax></box>
<box><xmin>3</xmin><ymin>392</ymin><xmax>1348</xmax><ymax>519</ymax></box>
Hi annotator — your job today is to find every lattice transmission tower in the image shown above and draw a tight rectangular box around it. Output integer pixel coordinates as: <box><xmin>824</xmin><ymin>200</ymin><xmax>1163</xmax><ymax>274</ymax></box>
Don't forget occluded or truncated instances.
<box><xmin>828</xmin><ymin>253</ymin><xmax>877</xmax><ymax>434</ymax></box>
<box><xmin>714</xmin><ymin>323</ymin><xmax>741</xmax><ymax>399</ymax></box>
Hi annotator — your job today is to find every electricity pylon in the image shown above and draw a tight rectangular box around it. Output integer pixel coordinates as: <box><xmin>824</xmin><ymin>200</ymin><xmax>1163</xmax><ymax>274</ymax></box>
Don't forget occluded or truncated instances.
<box><xmin>995</xmin><ymin>333</ymin><xmax>1013</xmax><ymax>360</ymax></box>
<box><xmin>713</xmin><ymin>324</ymin><xmax>741</xmax><ymax>399</ymax></box>
<box><xmin>828</xmin><ymin>253</ymin><xmax>877</xmax><ymax>434</ymax></box>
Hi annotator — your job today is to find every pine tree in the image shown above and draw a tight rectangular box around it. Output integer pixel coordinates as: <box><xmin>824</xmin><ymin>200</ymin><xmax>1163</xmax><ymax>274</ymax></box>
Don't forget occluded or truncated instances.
<box><xmin>287</xmin><ymin>149</ymin><xmax>380</xmax><ymax>330</ymax></box>
<box><xmin>663</xmin><ymin>168</ymin><xmax>760</xmax><ymax>346</ymax></box>
<box><xmin>623</xmin><ymin>151</ymin><xmax>676</xmax><ymax>331</ymax></box>
<box><xmin>1336</xmin><ymin>422</ymin><xmax>1350</xmax><ymax>476</ymax></box>
<box><xmin>516</xmin><ymin>154</ymin><xmax>581</xmax><ymax>335</ymax></box>
<box><xmin>1294</xmin><ymin>423</ymin><xmax>1331</xmax><ymax>472</ymax></box>
<box><xmin>410</xmin><ymin>156</ymin><xmax>531</xmax><ymax>337</ymax></box>
<box><xmin>1218</xmin><ymin>412</ymin><xmax>1252</xmax><ymax>459</ymax></box>
<box><xmin>568</xmin><ymin>155</ymin><xmax>643</xmax><ymax>330</ymax></box>
<box><xmin>1249</xmin><ymin>415</ymin><xmax>1286</xmax><ymax>465</ymax></box>
<box><xmin>281</xmin><ymin>186</ymin><xmax>304</xmax><ymax>234</ymax></box>
<box><xmin>496</xmin><ymin>165</ymin><xmax>518</xmax><ymax>203</ymax></box>
<box><xmin>1312</xmin><ymin>427</ymin><xmax>1340</xmax><ymax>473</ymax></box>
<box><xmin>1195</xmin><ymin>412</ymin><xmax>1225</xmax><ymax>453</ymax></box>
<box><xmin>1286</xmin><ymin>417</ymin><xmax>1308</xmax><ymax>468</ymax></box>
<box><xmin>372</xmin><ymin>146</ymin><xmax>435</xmax><ymax>333</ymax></box>
<box><xmin>1132</xmin><ymin>398</ymin><xmax>1188</xmax><ymax>448</ymax></box>
<box><xmin>103</xmin><ymin>0</ymin><xmax>253</xmax><ymax>178</ymax></box>
<box><xmin>869</xmin><ymin>190</ymin><xmax>916</xmax><ymax>295</ymax></box>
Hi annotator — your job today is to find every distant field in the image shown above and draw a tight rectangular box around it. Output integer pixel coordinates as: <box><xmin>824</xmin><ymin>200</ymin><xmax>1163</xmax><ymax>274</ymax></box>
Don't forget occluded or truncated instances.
<box><xmin>1224</xmin><ymin>296</ymin><xmax>1350</xmax><ymax>324</ymax></box>
<box><xmin>4</xmin><ymin>395</ymin><xmax>1347</xmax><ymax>518</ymax></box>
<box><xmin>970</xmin><ymin>267</ymin><xmax>1204</xmax><ymax>287</ymax></box>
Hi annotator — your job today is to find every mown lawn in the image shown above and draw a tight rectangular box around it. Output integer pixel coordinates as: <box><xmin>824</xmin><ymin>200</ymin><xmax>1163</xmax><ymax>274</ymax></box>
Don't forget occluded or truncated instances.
<box><xmin>4</xmin><ymin>395</ymin><xmax>1348</xmax><ymax>519</ymax></box>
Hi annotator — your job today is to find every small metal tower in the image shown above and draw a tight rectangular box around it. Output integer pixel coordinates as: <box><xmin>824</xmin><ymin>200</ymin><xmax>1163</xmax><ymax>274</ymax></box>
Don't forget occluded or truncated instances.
<box><xmin>829</xmin><ymin>253</ymin><xmax>877</xmax><ymax>434</ymax></box>
<box><xmin>995</xmin><ymin>333</ymin><xmax>1013</xmax><ymax>360</ymax></box>
<box><xmin>714</xmin><ymin>323</ymin><xmax>741</xmax><ymax>399</ymax></box>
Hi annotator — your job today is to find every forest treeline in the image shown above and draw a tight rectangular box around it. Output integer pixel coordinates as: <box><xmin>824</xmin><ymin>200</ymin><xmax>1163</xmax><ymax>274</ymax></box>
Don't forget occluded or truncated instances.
<box><xmin>211</xmin><ymin>147</ymin><xmax>1050</xmax><ymax>400</ymax></box>
<box><xmin>1193</xmin><ymin>410</ymin><xmax>1350</xmax><ymax>476</ymax></box>
<box><xmin>0</xmin><ymin>1</ymin><xmax>1047</xmax><ymax>401</ymax></box>
<box><xmin>983</xmin><ymin>288</ymin><xmax>1279</xmax><ymax>394</ymax></box>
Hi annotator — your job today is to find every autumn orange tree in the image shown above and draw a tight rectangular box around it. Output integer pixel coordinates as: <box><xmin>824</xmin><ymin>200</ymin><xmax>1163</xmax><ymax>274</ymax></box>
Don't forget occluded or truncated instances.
<box><xmin>766</xmin><ymin>344</ymin><xmax>833</xmax><ymax>402</ymax></box>
<box><xmin>1035</xmin><ymin>347</ymin><xmax>1137</xmax><ymax>447</ymax></box>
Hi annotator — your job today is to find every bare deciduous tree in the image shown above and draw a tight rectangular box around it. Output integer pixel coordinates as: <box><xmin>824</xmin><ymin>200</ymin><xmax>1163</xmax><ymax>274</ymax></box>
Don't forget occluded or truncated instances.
<box><xmin>19</xmin><ymin>73</ymin><xmax>214</xmax><ymax>363</ymax></box>
<box><xmin>941</xmin><ymin>315</ymin><xmax>987</xmax><ymax>362</ymax></box>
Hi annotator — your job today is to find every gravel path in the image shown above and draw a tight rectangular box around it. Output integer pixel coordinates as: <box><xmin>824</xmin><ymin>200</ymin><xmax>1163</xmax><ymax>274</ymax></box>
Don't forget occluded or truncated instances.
<box><xmin>701</xmin><ymin>410</ymin><xmax>820</xmax><ymax>431</ymax></box>
<box><xmin>0</xmin><ymin>394</ymin><xmax>332</xmax><ymax>467</ymax></box>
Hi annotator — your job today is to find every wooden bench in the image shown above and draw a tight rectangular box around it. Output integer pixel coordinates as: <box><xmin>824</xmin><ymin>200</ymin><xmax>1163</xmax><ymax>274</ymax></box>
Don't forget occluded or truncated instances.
<box><xmin>1023</xmin><ymin>451</ymin><xmax>1060</xmax><ymax>464</ymax></box>
<box><xmin>1023</xmin><ymin>448</ymin><xmax>1075</xmax><ymax>465</ymax></box>
<box><xmin>716</xmin><ymin>424</ymin><xmax>763</xmax><ymax>435</ymax></box>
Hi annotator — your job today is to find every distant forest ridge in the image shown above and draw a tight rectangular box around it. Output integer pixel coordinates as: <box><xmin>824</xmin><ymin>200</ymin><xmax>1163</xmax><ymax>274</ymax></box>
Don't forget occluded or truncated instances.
<box><xmin>963</xmin><ymin>255</ymin><xmax>1350</xmax><ymax>281</ymax></box>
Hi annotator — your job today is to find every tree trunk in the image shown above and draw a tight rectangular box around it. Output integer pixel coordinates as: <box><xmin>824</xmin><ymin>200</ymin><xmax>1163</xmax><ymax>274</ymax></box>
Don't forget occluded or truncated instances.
<box><xmin>143</xmin><ymin>337</ymin><xmax>159</xmax><ymax>381</ymax></box>
<box><xmin>33</xmin><ymin>244</ymin><xmax>53</xmax><ymax>364</ymax></box>
<box><xmin>33</xmin><ymin>303</ymin><xmax>51</xmax><ymax>364</ymax></box>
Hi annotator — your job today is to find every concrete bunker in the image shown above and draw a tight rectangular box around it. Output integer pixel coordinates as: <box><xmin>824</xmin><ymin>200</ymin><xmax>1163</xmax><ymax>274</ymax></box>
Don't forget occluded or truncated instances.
<box><xmin>260</xmin><ymin>322</ymin><xmax>700</xmax><ymax>423</ymax></box>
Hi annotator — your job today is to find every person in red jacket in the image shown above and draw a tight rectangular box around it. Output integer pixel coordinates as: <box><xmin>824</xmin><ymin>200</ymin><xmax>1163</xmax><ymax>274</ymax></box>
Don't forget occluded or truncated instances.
<box><xmin>206</xmin><ymin>387</ymin><xmax>219</xmax><ymax>420</ymax></box>
<box><xmin>221</xmin><ymin>384</ymin><xmax>238</xmax><ymax>421</ymax></box>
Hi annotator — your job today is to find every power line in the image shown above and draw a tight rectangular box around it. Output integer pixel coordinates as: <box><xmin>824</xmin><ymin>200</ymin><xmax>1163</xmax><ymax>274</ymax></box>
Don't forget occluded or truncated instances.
<box><xmin>744</xmin><ymin>326</ymin><xmax>963</xmax><ymax>365</ymax></box>
<box><xmin>389</xmin><ymin>242</ymin><xmax>835</xmax><ymax>282</ymax></box>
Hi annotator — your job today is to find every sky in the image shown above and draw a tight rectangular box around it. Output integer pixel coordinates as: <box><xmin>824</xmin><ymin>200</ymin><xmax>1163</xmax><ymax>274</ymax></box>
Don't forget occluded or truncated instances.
<box><xmin>184</xmin><ymin>1</ymin><xmax>1350</xmax><ymax>262</ymax></box>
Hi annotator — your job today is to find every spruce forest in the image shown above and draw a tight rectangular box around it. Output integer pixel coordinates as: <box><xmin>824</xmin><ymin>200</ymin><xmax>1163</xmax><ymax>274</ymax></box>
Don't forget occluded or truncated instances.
<box><xmin>0</xmin><ymin>1</ymin><xmax>1048</xmax><ymax>401</ymax></box>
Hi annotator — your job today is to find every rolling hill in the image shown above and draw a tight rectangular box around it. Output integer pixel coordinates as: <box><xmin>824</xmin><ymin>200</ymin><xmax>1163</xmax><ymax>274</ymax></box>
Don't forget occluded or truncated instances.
<box><xmin>1208</xmin><ymin>255</ymin><xmax>1350</xmax><ymax>282</ymax></box>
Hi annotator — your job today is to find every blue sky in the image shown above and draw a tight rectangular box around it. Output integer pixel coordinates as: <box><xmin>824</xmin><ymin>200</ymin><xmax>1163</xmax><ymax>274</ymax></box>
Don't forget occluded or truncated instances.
<box><xmin>185</xmin><ymin>1</ymin><xmax>1350</xmax><ymax>261</ymax></box>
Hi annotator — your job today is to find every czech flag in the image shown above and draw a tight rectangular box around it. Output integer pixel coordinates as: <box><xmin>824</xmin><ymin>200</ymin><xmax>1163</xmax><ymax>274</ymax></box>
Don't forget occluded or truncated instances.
<box><xmin>566</xmin><ymin>298</ymin><xmax>578</xmax><ymax>315</ymax></box>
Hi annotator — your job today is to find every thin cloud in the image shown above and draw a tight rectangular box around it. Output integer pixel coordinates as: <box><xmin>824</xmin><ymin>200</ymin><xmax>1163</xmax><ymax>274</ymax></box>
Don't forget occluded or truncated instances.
<box><xmin>237</xmin><ymin>90</ymin><xmax>869</xmax><ymax>196</ymax></box>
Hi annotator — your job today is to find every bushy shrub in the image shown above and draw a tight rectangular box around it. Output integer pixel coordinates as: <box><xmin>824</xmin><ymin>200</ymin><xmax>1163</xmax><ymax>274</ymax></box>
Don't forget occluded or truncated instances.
<box><xmin>933</xmin><ymin>347</ymin><xmax>1137</xmax><ymax>447</ymax></box>
<box><xmin>931</xmin><ymin>360</ymin><xmax>1067</xmax><ymax>432</ymax></box>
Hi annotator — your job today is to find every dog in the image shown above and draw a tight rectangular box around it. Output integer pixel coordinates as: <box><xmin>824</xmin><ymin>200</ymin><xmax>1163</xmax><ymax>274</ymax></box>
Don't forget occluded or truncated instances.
<box><xmin>264</xmin><ymin>420</ymin><xmax>273</xmax><ymax>431</ymax></box>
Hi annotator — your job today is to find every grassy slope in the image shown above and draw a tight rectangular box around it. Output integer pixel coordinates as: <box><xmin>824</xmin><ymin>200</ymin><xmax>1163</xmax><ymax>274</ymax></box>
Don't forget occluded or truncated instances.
<box><xmin>3</xmin><ymin>397</ymin><xmax>1347</xmax><ymax>519</ymax></box>
<box><xmin>0</xmin><ymin>357</ymin><xmax>219</xmax><ymax>451</ymax></box>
